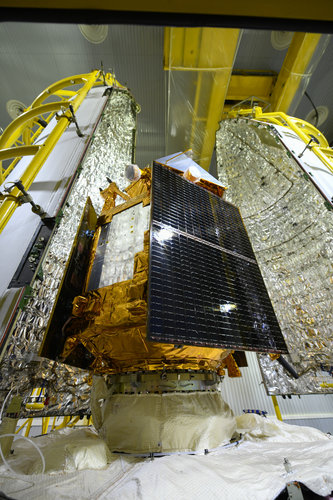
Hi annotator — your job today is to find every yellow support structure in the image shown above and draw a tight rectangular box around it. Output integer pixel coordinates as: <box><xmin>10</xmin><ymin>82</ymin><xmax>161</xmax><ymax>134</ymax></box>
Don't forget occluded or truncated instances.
<box><xmin>0</xmin><ymin>101</ymin><xmax>71</xmax><ymax>155</ymax></box>
<box><xmin>54</xmin><ymin>416</ymin><xmax>72</xmax><ymax>430</ymax></box>
<box><xmin>67</xmin><ymin>416</ymin><xmax>80</xmax><ymax>427</ymax></box>
<box><xmin>15</xmin><ymin>418</ymin><xmax>30</xmax><ymax>434</ymax></box>
<box><xmin>226</xmin><ymin>73</ymin><xmax>276</xmax><ymax>102</ymax></box>
<box><xmin>51</xmin><ymin>417</ymin><xmax>57</xmax><ymax>430</ymax></box>
<box><xmin>0</xmin><ymin>70</ymin><xmax>122</xmax><ymax>234</ymax></box>
<box><xmin>24</xmin><ymin>418</ymin><xmax>33</xmax><ymax>437</ymax></box>
<box><xmin>271</xmin><ymin>395</ymin><xmax>283</xmax><ymax>421</ymax></box>
<box><xmin>270</xmin><ymin>33</ymin><xmax>322</xmax><ymax>113</ymax></box>
<box><xmin>42</xmin><ymin>417</ymin><xmax>50</xmax><ymax>435</ymax></box>
<box><xmin>0</xmin><ymin>145</ymin><xmax>39</xmax><ymax>163</ymax></box>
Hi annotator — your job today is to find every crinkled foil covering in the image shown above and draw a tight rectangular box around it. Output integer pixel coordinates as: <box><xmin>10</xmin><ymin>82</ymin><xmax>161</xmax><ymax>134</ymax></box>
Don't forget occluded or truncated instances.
<box><xmin>91</xmin><ymin>205</ymin><xmax>151</xmax><ymax>289</ymax></box>
<box><xmin>216</xmin><ymin>118</ymin><xmax>333</xmax><ymax>395</ymax></box>
<box><xmin>0</xmin><ymin>89</ymin><xmax>137</xmax><ymax>416</ymax></box>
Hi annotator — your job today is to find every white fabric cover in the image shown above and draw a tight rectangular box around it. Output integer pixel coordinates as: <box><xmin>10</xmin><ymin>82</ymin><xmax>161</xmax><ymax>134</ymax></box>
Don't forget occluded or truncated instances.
<box><xmin>93</xmin><ymin>391</ymin><xmax>236</xmax><ymax>453</ymax></box>
<box><xmin>3</xmin><ymin>427</ymin><xmax>111</xmax><ymax>475</ymax></box>
<box><xmin>0</xmin><ymin>414</ymin><xmax>332</xmax><ymax>499</ymax></box>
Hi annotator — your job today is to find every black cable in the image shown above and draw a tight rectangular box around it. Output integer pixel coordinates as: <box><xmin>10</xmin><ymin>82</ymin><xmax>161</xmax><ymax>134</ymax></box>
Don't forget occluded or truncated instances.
<box><xmin>304</xmin><ymin>91</ymin><xmax>319</xmax><ymax>127</ymax></box>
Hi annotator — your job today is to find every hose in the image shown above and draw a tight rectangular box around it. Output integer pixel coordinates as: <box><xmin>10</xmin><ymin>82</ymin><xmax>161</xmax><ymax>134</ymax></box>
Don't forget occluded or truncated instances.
<box><xmin>0</xmin><ymin>433</ymin><xmax>45</xmax><ymax>475</ymax></box>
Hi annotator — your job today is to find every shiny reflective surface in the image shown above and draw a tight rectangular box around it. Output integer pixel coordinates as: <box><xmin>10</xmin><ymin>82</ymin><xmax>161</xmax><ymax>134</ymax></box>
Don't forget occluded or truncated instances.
<box><xmin>216</xmin><ymin>118</ymin><xmax>333</xmax><ymax>394</ymax></box>
<box><xmin>148</xmin><ymin>163</ymin><xmax>286</xmax><ymax>352</ymax></box>
<box><xmin>0</xmin><ymin>90</ymin><xmax>137</xmax><ymax>416</ymax></box>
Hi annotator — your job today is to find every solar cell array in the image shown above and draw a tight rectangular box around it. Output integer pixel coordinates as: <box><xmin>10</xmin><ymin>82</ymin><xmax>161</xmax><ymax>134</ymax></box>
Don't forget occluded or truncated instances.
<box><xmin>148</xmin><ymin>163</ymin><xmax>287</xmax><ymax>353</ymax></box>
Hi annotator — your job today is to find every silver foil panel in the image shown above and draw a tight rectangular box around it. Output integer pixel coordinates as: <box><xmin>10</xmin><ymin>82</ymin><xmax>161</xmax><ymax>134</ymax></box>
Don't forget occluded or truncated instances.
<box><xmin>216</xmin><ymin>118</ymin><xmax>333</xmax><ymax>395</ymax></box>
<box><xmin>88</xmin><ymin>204</ymin><xmax>150</xmax><ymax>290</ymax></box>
<box><xmin>0</xmin><ymin>89</ymin><xmax>137</xmax><ymax>416</ymax></box>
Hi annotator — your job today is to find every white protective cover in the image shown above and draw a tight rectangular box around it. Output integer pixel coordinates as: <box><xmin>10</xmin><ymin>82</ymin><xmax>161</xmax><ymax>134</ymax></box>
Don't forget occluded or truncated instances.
<box><xmin>0</xmin><ymin>414</ymin><xmax>332</xmax><ymax>499</ymax></box>
<box><xmin>91</xmin><ymin>387</ymin><xmax>236</xmax><ymax>453</ymax></box>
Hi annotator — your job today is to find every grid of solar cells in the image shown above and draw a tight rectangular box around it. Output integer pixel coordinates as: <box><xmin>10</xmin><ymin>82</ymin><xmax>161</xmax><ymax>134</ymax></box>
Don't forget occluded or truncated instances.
<box><xmin>152</xmin><ymin>162</ymin><xmax>255</xmax><ymax>260</ymax></box>
<box><xmin>148</xmin><ymin>163</ymin><xmax>287</xmax><ymax>353</ymax></box>
<box><xmin>148</xmin><ymin>225</ymin><xmax>286</xmax><ymax>352</ymax></box>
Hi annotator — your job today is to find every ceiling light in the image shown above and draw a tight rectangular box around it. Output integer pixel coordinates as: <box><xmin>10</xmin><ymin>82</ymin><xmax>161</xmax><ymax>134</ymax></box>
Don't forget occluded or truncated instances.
<box><xmin>305</xmin><ymin>106</ymin><xmax>329</xmax><ymax>127</ymax></box>
<box><xmin>78</xmin><ymin>25</ymin><xmax>108</xmax><ymax>44</ymax></box>
<box><xmin>6</xmin><ymin>99</ymin><xmax>26</xmax><ymax>119</ymax></box>
<box><xmin>271</xmin><ymin>31</ymin><xmax>294</xmax><ymax>51</ymax></box>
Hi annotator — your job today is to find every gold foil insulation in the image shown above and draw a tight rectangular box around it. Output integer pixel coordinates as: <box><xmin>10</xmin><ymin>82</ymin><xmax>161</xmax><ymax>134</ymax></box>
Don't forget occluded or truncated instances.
<box><xmin>61</xmin><ymin>171</ymin><xmax>234</xmax><ymax>376</ymax></box>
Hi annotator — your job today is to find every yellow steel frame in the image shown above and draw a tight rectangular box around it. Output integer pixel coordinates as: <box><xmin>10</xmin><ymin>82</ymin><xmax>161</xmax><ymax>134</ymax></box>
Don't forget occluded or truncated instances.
<box><xmin>228</xmin><ymin>107</ymin><xmax>333</xmax><ymax>175</ymax></box>
<box><xmin>0</xmin><ymin>70</ymin><xmax>123</xmax><ymax>234</ymax></box>
<box><xmin>15</xmin><ymin>415</ymin><xmax>93</xmax><ymax>437</ymax></box>
<box><xmin>226</xmin><ymin>73</ymin><xmax>276</xmax><ymax>102</ymax></box>
<box><xmin>271</xmin><ymin>396</ymin><xmax>283</xmax><ymax>421</ymax></box>
<box><xmin>164</xmin><ymin>28</ymin><xmax>327</xmax><ymax>171</ymax></box>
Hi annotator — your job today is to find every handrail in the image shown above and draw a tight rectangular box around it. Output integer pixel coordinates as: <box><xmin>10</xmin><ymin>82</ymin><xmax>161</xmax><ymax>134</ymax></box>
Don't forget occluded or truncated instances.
<box><xmin>0</xmin><ymin>102</ymin><xmax>70</xmax><ymax>153</ymax></box>
<box><xmin>0</xmin><ymin>145</ymin><xmax>40</xmax><ymax>162</ymax></box>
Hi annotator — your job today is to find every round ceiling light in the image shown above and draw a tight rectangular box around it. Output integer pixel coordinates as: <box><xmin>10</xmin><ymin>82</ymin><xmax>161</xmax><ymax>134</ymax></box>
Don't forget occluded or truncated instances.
<box><xmin>305</xmin><ymin>106</ymin><xmax>329</xmax><ymax>127</ymax></box>
<box><xmin>78</xmin><ymin>25</ymin><xmax>108</xmax><ymax>44</ymax></box>
<box><xmin>271</xmin><ymin>31</ymin><xmax>294</xmax><ymax>51</ymax></box>
<box><xmin>6</xmin><ymin>99</ymin><xmax>26</xmax><ymax>119</ymax></box>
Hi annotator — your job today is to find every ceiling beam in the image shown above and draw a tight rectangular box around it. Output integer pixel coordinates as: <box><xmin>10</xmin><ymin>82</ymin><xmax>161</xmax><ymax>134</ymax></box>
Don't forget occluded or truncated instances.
<box><xmin>226</xmin><ymin>74</ymin><xmax>276</xmax><ymax>101</ymax></box>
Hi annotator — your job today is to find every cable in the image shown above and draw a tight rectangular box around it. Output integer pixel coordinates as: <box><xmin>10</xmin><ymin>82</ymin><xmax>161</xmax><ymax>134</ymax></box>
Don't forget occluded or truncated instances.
<box><xmin>0</xmin><ymin>434</ymin><xmax>45</xmax><ymax>475</ymax></box>
<box><xmin>304</xmin><ymin>91</ymin><xmax>319</xmax><ymax>127</ymax></box>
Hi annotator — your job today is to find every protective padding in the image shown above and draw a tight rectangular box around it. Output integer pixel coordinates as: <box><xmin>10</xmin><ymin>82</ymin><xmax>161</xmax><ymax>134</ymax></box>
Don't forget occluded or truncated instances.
<box><xmin>91</xmin><ymin>378</ymin><xmax>236</xmax><ymax>454</ymax></box>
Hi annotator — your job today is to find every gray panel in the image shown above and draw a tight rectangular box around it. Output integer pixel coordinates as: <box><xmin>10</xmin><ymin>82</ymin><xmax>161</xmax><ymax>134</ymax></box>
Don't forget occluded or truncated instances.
<box><xmin>294</xmin><ymin>35</ymin><xmax>333</xmax><ymax>145</ymax></box>
<box><xmin>234</xmin><ymin>30</ymin><xmax>287</xmax><ymax>72</ymax></box>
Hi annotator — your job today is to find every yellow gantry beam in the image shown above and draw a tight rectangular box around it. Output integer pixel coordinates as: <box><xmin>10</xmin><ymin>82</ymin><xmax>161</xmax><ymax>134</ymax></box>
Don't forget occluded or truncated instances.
<box><xmin>270</xmin><ymin>32</ymin><xmax>322</xmax><ymax>113</ymax></box>
<box><xmin>165</xmin><ymin>27</ymin><xmax>240</xmax><ymax>170</ymax></box>
<box><xmin>0</xmin><ymin>102</ymin><xmax>70</xmax><ymax>154</ymax></box>
<box><xmin>271</xmin><ymin>395</ymin><xmax>283</xmax><ymax>421</ymax></box>
<box><xmin>227</xmin><ymin>74</ymin><xmax>276</xmax><ymax>101</ymax></box>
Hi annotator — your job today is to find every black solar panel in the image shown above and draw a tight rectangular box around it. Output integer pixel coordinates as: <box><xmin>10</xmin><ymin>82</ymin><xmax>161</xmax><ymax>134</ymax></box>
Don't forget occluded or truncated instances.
<box><xmin>152</xmin><ymin>160</ymin><xmax>255</xmax><ymax>260</ymax></box>
<box><xmin>148</xmin><ymin>163</ymin><xmax>287</xmax><ymax>353</ymax></box>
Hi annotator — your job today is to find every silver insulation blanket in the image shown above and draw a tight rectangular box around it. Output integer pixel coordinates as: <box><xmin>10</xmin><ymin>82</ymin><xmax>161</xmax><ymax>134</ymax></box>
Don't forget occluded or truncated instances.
<box><xmin>0</xmin><ymin>89</ymin><xmax>137</xmax><ymax>416</ymax></box>
<box><xmin>216</xmin><ymin>119</ymin><xmax>333</xmax><ymax>395</ymax></box>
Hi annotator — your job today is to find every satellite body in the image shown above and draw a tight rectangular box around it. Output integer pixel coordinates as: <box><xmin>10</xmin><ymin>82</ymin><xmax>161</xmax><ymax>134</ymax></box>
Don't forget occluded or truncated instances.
<box><xmin>39</xmin><ymin>153</ymin><xmax>285</xmax><ymax>452</ymax></box>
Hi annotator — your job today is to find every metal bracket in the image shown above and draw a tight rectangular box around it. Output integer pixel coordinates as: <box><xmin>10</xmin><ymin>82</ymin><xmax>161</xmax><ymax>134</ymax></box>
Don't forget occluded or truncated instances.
<box><xmin>3</xmin><ymin>180</ymin><xmax>54</xmax><ymax>226</ymax></box>
<box><xmin>298</xmin><ymin>134</ymin><xmax>320</xmax><ymax>158</ymax></box>
<box><xmin>56</xmin><ymin>104</ymin><xmax>84</xmax><ymax>138</ymax></box>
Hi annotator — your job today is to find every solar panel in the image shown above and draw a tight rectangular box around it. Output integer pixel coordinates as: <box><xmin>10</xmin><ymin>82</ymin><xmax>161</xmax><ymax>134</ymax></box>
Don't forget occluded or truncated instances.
<box><xmin>148</xmin><ymin>163</ymin><xmax>287</xmax><ymax>353</ymax></box>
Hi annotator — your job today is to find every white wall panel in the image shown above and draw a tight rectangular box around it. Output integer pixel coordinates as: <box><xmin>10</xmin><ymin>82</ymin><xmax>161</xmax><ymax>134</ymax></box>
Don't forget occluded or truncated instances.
<box><xmin>222</xmin><ymin>352</ymin><xmax>333</xmax><ymax>420</ymax></box>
